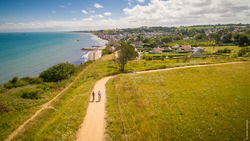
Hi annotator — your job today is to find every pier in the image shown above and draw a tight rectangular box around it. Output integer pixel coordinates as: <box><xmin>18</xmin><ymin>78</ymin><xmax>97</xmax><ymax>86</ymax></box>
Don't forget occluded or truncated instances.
<box><xmin>81</xmin><ymin>46</ymin><xmax>106</xmax><ymax>61</ymax></box>
<box><xmin>81</xmin><ymin>46</ymin><xmax>106</xmax><ymax>51</ymax></box>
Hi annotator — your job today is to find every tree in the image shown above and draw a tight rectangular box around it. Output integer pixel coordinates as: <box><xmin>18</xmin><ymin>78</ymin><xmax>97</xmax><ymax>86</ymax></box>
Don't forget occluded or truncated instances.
<box><xmin>234</xmin><ymin>33</ymin><xmax>241</xmax><ymax>43</ymax></box>
<box><xmin>173</xmin><ymin>35</ymin><xmax>182</xmax><ymax>40</ymax></box>
<box><xmin>239</xmin><ymin>34</ymin><xmax>249</xmax><ymax>46</ymax></box>
<box><xmin>161</xmin><ymin>36</ymin><xmax>172</xmax><ymax>43</ymax></box>
<box><xmin>194</xmin><ymin>33</ymin><xmax>203</xmax><ymax>40</ymax></box>
<box><xmin>222</xmin><ymin>33</ymin><xmax>233</xmax><ymax>43</ymax></box>
<box><xmin>116</xmin><ymin>44</ymin><xmax>138</xmax><ymax>72</ymax></box>
<box><xmin>187</xmin><ymin>28</ymin><xmax>195</xmax><ymax>37</ymax></box>
<box><xmin>39</xmin><ymin>62</ymin><xmax>75</xmax><ymax>82</ymax></box>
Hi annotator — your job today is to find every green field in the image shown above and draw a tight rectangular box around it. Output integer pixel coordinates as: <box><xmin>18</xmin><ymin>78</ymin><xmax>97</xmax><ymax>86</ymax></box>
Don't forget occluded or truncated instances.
<box><xmin>1</xmin><ymin>53</ymin><xmax>249</xmax><ymax>140</ymax></box>
<box><xmin>203</xmin><ymin>46</ymin><xmax>248</xmax><ymax>53</ymax></box>
<box><xmin>106</xmin><ymin>62</ymin><xmax>250</xmax><ymax>140</ymax></box>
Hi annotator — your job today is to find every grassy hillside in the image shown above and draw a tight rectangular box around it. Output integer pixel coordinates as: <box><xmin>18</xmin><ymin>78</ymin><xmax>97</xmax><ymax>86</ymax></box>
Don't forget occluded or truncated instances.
<box><xmin>106</xmin><ymin>62</ymin><xmax>250</xmax><ymax>140</ymax></box>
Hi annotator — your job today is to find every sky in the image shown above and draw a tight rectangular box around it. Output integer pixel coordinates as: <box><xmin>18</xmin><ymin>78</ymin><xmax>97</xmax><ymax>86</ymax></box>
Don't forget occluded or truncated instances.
<box><xmin>0</xmin><ymin>0</ymin><xmax>250</xmax><ymax>32</ymax></box>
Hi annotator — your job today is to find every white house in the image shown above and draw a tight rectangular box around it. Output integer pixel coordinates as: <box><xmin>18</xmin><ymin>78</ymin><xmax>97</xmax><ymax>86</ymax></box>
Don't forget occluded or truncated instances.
<box><xmin>172</xmin><ymin>44</ymin><xmax>180</xmax><ymax>49</ymax></box>
<box><xmin>191</xmin><ymin>48</ymin><xmax>203</xmax><ymax>57</ymax></box>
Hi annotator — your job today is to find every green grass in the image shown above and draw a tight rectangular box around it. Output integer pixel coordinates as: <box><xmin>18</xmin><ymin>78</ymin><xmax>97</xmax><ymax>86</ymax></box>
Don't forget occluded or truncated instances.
<box><xmin>106</xmin><ymin>62</ymin><xmax>250</xmax><ymax>140</ymax></box>
<box><xmin>1</xmin><ymin>53</ymin><xmax>249</xmax><ymax>140</ymax></box>
<box><xmin>7</xmin><ymin>54</ymin><xmax>117</xmax><ymax>141</ymax></box>
<box><xmin>203</xmin><ymin>46</ymin><xmax>248</xmax><ymax>53</ymax></box>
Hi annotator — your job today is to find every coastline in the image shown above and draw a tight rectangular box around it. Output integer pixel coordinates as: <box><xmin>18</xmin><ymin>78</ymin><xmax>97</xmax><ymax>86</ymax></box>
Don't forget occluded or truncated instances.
<box><xmin>87</xmin><ymin>32</ymin><xmax>109</xmax><ymax>43</ymax></box>
<box><xmin>0</xmin><ymin>32</ymin><xmax>105</xmax><ymax>84</ymax></box>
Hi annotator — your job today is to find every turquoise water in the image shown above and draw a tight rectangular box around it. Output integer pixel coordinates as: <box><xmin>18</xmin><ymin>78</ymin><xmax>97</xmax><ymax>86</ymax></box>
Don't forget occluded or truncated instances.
<box><xmin>0</xmin><ymin>32</ymin><xmax>107</xmax><ymax>84</ymax></box>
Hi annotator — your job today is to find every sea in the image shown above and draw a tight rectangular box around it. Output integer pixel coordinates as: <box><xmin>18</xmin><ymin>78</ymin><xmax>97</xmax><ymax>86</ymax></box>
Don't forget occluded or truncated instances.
<box><xmin>0</xmin><ymin>32</ymin><xmax>107</xmax><ymax>84</ymax></box>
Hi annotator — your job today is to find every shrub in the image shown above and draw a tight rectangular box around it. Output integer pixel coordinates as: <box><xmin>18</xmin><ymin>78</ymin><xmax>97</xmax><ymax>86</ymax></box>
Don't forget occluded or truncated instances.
<box><xmin>4</xmin><ymin>83</ymin><xmax>13</xmax><ymax>89</ymax></box>
<box><xmin>4</xmin><ymin>77</ymin><xmax>28</xmax><ymax>89</ymax></box>
<box><xmin>21</xmin><ymin>77</ymin><xmax>43</xmax><ymax>84</ymax></box>
<box><xmin>39</xmin><ymin>62</ymin><xmax>75</xmax><ymax>82</ymax></box>
<box><xmin>182</xmin><ymin>55</ymin><xmax>190</xmax><ymax>62</ymax></box>
<box><xmin>0</xmin><ymin>102</ymin><xmax>10</xmax><ymax>114</ymax></box>
<box><xmin>17</xmin><ymin>88</ymin><xmax>40</xmax><ymax>99</ymax></box>
<box><xmin>238</xmin><ymin>48</ymin><xmax>248</xmax><ymax>56</ymax></box>
<box><xmin>36</xmin><ymin>82</ymin><xmax>51</xmax><ymax>92</ymax></box>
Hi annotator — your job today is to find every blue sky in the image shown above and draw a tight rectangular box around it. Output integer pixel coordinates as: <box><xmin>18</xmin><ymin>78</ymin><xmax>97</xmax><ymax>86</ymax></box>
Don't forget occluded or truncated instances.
<box><xmin>0</xmin><ymin>0</ymin><xmax>250</xmax><ymax>32</ymax></box>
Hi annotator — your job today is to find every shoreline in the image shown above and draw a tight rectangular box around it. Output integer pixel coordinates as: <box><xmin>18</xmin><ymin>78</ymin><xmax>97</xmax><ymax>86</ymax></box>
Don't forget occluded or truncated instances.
<box><xmin>0</xmin><ymin>32</ymin><xmax>105</xmax><ymax>84</ymax></box>
<box><xmin>68</xmin><ymin>31</ymin><xmax>109</xmax><ymax>43</ymax></box>
<box><xmin>87</xmin><ymin>32</ymin><xmax>109</xmax><ymax>43</ymax></box>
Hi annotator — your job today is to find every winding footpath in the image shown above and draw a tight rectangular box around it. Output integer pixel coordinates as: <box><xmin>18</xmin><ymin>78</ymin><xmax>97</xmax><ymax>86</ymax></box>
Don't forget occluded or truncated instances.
<box><xmin>5</xmin><ymin>61</ymin><xmax>245</xmax><ymax>141</ymax></box>
<box><xmin>74</xmin><ymin>61</ymin><xmax>244</xmax><ymax>141</ymax></box>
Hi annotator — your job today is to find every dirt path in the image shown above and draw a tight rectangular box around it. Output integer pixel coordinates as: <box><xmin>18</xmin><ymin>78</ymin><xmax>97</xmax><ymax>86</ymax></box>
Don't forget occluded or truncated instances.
<box><xmin>4</xmin><ymin>64</ymin><xmax>93</xmax><ymax>141</ymax></box>
<box><xmin>75</xmin><ymin>76</ymin><xmax>114</xmax><ymax>141</ymax></box>
<box><xmin>74</xmin><ymin>61</ymin><xmax>245</xmax><ymax>141</ymax></box>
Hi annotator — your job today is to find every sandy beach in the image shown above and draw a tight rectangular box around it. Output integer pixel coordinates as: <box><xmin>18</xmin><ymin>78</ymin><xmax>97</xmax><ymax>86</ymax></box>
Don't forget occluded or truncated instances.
<box><xmin>87</xmin><ymin>32</ymin><xmax>109</xmax><ymax>43</ymax></box>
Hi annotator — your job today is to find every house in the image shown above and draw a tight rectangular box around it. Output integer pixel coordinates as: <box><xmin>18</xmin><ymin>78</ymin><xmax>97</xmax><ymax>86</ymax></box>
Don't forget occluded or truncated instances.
<box><xmin>130</xmin><ymin>41</ymin><xmax>143</xmax><ymax>47</ymax></box>
<box><xmin>154</xmin><ymin>42</ymin><xmax>164</xmax><ymax>47</ymax></box>
<box><xmin>113</xmin><ymin>43</ymin><xmax>121</xmax><ymax>48</ymax></box>
<box><xmin>181</xmin><ymin>45</ymin><xmax>191</xmax><ymax>49</ymax></box>
<box><xmin>184</xmin><ymin>46</ymin><xmax>193</xmax><ymax>52</ymax></box>
<box><xmin>191</xmin><ymin>48</ymin><xmax>203</xmax><ymax>57</ymax></box>
<box><xmin>149</xmin><ymin>47</ymin><xmax>162</xmax><ymax>54</ymax></box>
<box><xmin>195</xmin><ymin>47</ymin><xmax>204</xmax><ymax>53</ymax></box>
<box><xmin>108</xmin><ymin>46</ymin><xmax>115</xmax><ymax>51</ymax></box>
<box><xmin>172</xmin><ymin>44</ymin><xmax>180</xmax><ymax>49</ymax></box>
<box><xmin>176</xmin><ymin>48</ymin><xmax>184</xmax><ymax>53</ymax></box>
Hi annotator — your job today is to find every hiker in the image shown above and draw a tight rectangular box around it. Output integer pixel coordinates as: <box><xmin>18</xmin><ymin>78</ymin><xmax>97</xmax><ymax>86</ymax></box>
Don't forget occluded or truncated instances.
<box><xmin>98</xmin><ymin>91</ymin><xmax>101</xmax><ymax>101</ymax></box>
<box><xmin>92</xmin><ymin>91</ymin><xmax>95</xmax><ymax>102</ymax></box>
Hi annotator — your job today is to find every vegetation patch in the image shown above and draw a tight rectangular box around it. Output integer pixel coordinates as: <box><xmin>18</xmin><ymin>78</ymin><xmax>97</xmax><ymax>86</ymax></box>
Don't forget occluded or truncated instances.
<box><xmin>106</xmin><ymin>62</ymin><xmax>250</xmax><ymax>140</ymax></box>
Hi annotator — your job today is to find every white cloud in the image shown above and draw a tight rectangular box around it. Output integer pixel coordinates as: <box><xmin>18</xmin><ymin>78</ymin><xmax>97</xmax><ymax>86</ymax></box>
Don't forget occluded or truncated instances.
<box><xmin>71</xmin><ymin>11</ymin><xmax>76</xmax><ymax>14</ymax></box>
<box><xmin>104</xmin><ymin>12</ymin><xmax>112</xmax><ymax>16</ymax></box>
<box><xmin>137</xmin><ymin>0</ymin><xmax>145</xmax><ymax>3</ymax></box>
<box><xmin>1</xmin><ymin>0</ymin><xmax>250</xmax><ymax>32</ymax></box>
<box><xmin>52</xmin><ymin>11</ymin><xmax>56</xmax><ymax>13</ymax></box>
<box><xmin>68</xmin><ymin>3</ymin><xmax>72</xmax><ymax>5</ymax></box>
<box><xmin>128</xmin><ymin>2</ymin><xmax>132</xmax><ymax>6</ymax></box>
<box><xmin>60</xmin><ymin>5</ymin><xmax>66</xmax><ymax>8</ymax></box>
<box><xmin>82</xmin><ymin>18</ymin><xmax>93</xmax><ymax>21</ymax></box>
<box><xmin>72</xmin><ymin>18</ymin><xmax>76</xmax><ymax>21</ymax></box>
<box><xmin>94</xmin><ymin>3</ymin><xmax>103</xmax><ymax>8</ymax></box>
<box><xmin>81</xmin><ymin>10</ymin><xmax>88</xmax><ymax>14</ymax></box>
<box><xmin>122</xmin><ymin>0</ymin><xmax>250</xmax><ymax>26</ymax></box>
<box><xmin>95</xmin><ymin>14</ymin><xmax>104</xmax><ymax>18</ymax></box>
<box><xmin>89</xmin><ymin>10</ymin><xmax>95</xmax><ymax>13</ymax></box>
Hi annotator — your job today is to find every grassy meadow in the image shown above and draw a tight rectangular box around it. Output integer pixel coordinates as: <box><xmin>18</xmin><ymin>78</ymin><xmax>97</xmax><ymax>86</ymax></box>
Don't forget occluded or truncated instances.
<box><xmin>203</xmin><ymin>46</ymin><xmax>248</xmax><ymax>53</ymax></box>
<box><xmin>106</xmin><ymin>62</ymin><xmax>250</xmax><ymax>140</ymax></box>
<box><xmin>1</xmin><ymin>52</ymin><xmax>249</xmax><ymax>140</ymax></box>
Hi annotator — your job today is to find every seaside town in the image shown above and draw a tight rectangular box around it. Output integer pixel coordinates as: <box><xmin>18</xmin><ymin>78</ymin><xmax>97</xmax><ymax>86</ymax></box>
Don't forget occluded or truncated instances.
<box><xmin>1</xmin><ymin>0</ymin><xmax>250</xmax><ymax>140</ymax></box>
<box><xmin>79</xmin><ymin>23</ymin><xmax>250</xmax><ymax>61</ymax></box>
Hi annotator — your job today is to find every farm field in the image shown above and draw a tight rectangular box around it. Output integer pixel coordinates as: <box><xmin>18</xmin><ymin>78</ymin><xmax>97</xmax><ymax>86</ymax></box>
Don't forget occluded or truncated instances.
<box><xmin>106</xmin><ymin>62</ymin><xmax>250</xmax><ymax>140</ymax></box>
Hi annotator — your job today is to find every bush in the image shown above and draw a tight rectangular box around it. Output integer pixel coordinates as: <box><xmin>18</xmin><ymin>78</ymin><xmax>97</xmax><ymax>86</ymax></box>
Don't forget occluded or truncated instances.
<box><xmin>4</xmin><ymin>77</ymin><xmax>28</xmax><ymax>89</ymax></box>
<box><xmin>217</xmin><ymin>48</ymin><xmax>231</xmax><ymax>53</ymax></box>
<box><xmin>17</xmin><ymin>88</ymin><xmax>40</xmax><ymax>99</ymax></box>
<box><xmin>39</xmin><ymin>62</ymin><xmax>75</xmax><ymax>82</ymax></box>
<box><xmin>238</xmin><ymin>48</ymin><xmax>249</xmax><ymax>56</ymax></box>
<box><xmin>36</xmin><ymin>82</ymin><xmax>51</xmax><ymax>92</ymax></box>
<box><xmin>4</xmin><ymin>83</ymin><xmax>13</xmax><ymax>89</ymax></box>
<box><xmin>21</xmin><ymin>77</ymin><xmax>43</xmax><ymax>84</ymax></box>
<box><xmin>182</xmin><ymin>55</ymin><xmax>190</xmax><ymax>62</ymax></box>
<box><xmin>0</xmin><ymin>102</ymin><xmax>10</xmax><ymax>114</ymax></box>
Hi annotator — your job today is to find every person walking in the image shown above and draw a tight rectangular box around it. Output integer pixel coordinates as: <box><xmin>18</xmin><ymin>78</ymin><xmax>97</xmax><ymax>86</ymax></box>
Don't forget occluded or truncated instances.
<box><xmin>98</xmin><ymin>91</ymin><xmax>101</xmax><ymax>101</ymax></box>
<box><xmin>92</xmin><ymin>91</ymin><xmax>95</xmax><ymax>102</ymax></box>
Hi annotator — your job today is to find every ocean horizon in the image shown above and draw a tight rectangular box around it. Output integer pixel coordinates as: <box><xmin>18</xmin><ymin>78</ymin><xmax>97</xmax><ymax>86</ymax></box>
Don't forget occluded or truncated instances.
<box><xmin>0</xmin><ymin>32</ymin><xmax>107</xmax><ymax>84</ymax></box>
